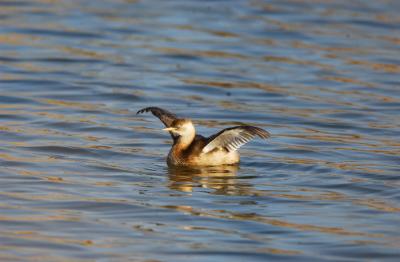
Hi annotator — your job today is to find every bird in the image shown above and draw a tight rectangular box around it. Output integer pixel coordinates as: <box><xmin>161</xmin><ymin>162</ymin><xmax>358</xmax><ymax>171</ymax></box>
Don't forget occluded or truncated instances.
<box><xmin>137</xmin><ymin>107</ymin><xmax>270</xmax><ymax>166</ymax></box>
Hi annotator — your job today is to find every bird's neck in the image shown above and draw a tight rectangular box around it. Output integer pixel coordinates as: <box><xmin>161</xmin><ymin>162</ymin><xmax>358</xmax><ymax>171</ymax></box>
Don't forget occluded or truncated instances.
<box><xmin>174</xmin><ymin>132</ymin><xmax>195</xmax><ymax>151</ymax></box>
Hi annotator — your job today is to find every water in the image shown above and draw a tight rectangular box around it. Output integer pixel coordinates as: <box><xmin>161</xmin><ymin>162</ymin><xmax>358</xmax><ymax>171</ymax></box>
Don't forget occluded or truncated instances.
<box><xmin>1</xmin><ymin>0</ymin><xmax>400</xmax><ymax>261</ymax></box>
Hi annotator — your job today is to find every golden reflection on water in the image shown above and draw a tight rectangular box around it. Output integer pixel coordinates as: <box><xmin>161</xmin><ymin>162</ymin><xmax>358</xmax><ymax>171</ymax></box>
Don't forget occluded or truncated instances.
<box><xmin>323</xmin><ymin>76</ymin><xmax>375</xmax><ymax>88</ymax></box>
<box><xmin>0</xmin><ymin>230</ymin><xmax>96</xmax><ymax>257</ymax></box>
<box><xmin>347</xmin><ymin>59</ymin><xmax>400</xmax><ymax>73</ymax></box>
<box><xmin>0</xmin><ymin>253</ymin><xmax>91</xmax><ymax>262</ymax></box>
<box><xmin>0</xmin><ymin>34</ymin><xmax>41</xmax><ymax>46</ymax></box>
<box><xmin>0</xmin><ymin>152</ymin><xmax>59</xmax><ymax>163</ymax></box>
<box><xmin>179</xmin><ymin>225</ymin><xmax>303</xmax><ymax>255</ymax></box>
<box><xmin>167</xmin><ymin>165</ymin><xmax>243</xmax><ymax>194</ymax></box>
<box><xmin>182</xmin><ymin>78</ymin><xmax>352</xmax><ymax>107</ymax></box>
<box><xmin>164</xmin><ymin>204</ymin><xmax>383</xmax><ymax>238</ymax></box>
<box><xmin>167</xmin><ymin>160</ymin><xmax>400</xmax><ymax>214</ymax></box>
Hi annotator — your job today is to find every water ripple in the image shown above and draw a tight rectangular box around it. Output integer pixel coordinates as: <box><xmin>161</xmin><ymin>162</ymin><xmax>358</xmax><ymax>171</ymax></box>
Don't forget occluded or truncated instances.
<box><xmin>0</xmin><ymin>0</ymin><xmax>399</xmax><ymax>261</ymax></box>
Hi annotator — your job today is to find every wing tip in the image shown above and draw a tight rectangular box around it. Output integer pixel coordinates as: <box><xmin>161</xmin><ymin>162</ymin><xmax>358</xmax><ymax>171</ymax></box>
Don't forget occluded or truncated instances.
<box><xmin>137</xmin><ymin>106</ymin><xmax>170</xmax><ymax>115</ymax></box>
<box><xmin>136</xmin><ymin>107</ymin><xmax>154</xmax><ymax>115</ymax></box>
<box><xmin>256</xmin><ymin>128</ymin><xmax>271</xmax><ymax>139</ymax></box>
<box><xmin>241</xmin><ymin>126</ymin><xmax>270</xmax><ymax>139</ymax></box>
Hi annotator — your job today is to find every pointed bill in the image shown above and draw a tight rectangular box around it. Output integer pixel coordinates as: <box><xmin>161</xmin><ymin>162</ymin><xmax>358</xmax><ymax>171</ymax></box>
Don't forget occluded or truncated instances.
<box><xmin>163</xmin><ymin>127</ymin><xmax>176</xmax><ymax>132</ymax></box>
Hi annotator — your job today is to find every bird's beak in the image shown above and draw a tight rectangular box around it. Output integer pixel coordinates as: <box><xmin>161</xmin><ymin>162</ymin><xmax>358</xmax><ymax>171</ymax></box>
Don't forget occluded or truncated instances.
<box><xmin>162</xmin><ymin>127</ymin><xmax>176</xmax><ymax>132</ymax></box>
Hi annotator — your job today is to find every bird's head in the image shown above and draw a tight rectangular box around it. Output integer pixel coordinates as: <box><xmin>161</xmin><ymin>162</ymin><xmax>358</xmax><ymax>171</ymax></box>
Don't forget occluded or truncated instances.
<box><xmin>163</xmin><ymin>118</ymin><xmax>195</xmax><ymax>138</ymax></box>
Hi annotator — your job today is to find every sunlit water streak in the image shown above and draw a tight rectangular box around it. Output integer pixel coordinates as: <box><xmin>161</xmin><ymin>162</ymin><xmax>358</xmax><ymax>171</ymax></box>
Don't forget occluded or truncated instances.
<box><xmin>0</xmin><ymin>0</ymin><xmax>400</xmax><ymax>261</ymax></box>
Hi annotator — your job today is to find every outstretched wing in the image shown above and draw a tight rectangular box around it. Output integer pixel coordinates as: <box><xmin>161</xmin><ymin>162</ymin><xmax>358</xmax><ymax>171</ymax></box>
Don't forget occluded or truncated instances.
<box><xmin>137</xmin><ymin>107</ymin><xmax>178</xmax><ymax>140</ymax></box>
<box><xmin>202</xmin><ymin>126</ymin><xmax>270</xmax><ymax>153</ymax></box>
<box><xmin>137</xmin><ymin>107</ymin><xmax>178</xmax><ymax>127</ymax></box>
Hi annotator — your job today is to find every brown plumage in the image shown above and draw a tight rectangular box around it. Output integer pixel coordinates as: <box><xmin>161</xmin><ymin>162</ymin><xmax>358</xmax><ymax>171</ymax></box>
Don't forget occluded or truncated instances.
<box><xmin>137</xmin><ymin>107</ymin><xmax>270</xmax><ymax>166</ymax></box>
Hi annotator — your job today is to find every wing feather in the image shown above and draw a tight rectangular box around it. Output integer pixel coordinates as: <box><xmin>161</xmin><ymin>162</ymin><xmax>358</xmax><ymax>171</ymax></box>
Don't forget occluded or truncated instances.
<box><xmin>137</xmin><ymin>107</ymin><xmax>178</xmax><ymax>127</ymax></box>
<box><xmin>137</xmin><ymin>107</ymin><xmax>179</xmax><ymax>140</ymax></box>
<box><xmin>202</xmin><ymin>126</ymin><xmax>270</xmax><ymax>153</ymax></box>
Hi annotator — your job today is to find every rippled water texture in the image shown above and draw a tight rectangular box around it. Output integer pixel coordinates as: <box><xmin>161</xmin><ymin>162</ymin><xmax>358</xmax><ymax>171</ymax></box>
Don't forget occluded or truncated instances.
<box><xmin>1</xmin><ymin>0</ymin><xmax>400</xmax><ymax>261</ymax></box>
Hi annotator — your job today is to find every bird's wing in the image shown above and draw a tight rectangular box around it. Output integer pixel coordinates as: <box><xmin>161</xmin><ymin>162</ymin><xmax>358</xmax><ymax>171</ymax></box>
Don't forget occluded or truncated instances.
<box><xmin>137</xmin><ymin>107</ymin><xmax>179</xmax><ymax>140</ymax></box>
<box><xmin>202</xmin><ymin>126</ymin><xmax>270</xmax><ymax>153</ymax></box>
<box><xmin>137</xmin><ymin>107</ymin><xmax>178</xmax><ymax>127</ymax></box>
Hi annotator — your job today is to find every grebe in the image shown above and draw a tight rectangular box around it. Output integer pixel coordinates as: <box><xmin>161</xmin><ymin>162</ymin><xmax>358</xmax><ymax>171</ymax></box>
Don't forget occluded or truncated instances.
<box><xmin>137</xmin><ymin>107</ymin><xmax>270</xmax><ymax>166</ymax></box>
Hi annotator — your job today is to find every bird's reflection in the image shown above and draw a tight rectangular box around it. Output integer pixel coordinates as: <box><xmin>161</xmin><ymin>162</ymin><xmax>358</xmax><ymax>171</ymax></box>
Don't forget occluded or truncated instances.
<box><xmin>167</xmin><ymin>165</ymin><xmax>255</xmax><ymax>195</ymax></box>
